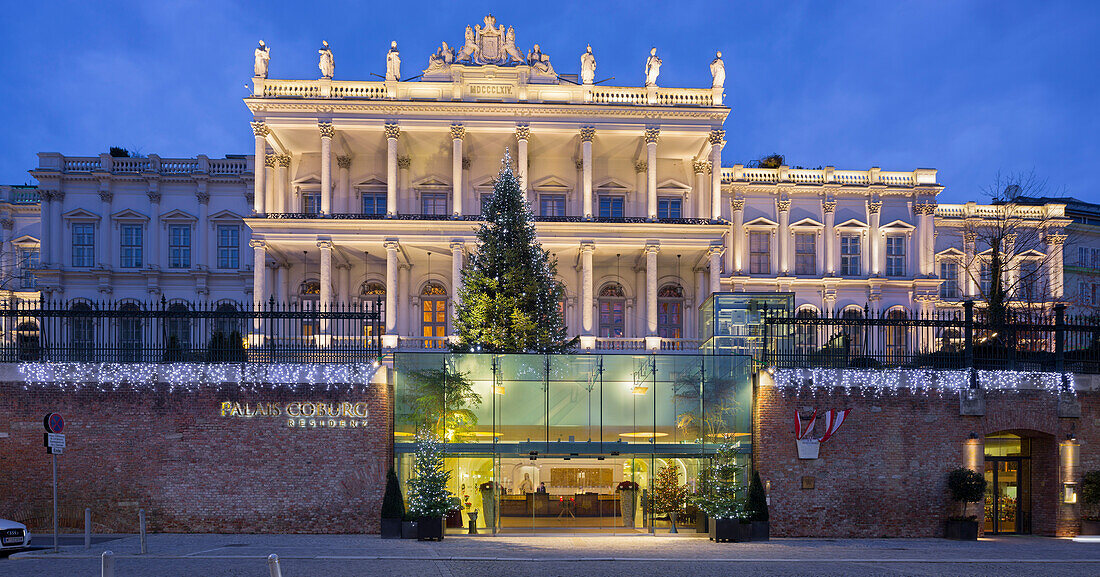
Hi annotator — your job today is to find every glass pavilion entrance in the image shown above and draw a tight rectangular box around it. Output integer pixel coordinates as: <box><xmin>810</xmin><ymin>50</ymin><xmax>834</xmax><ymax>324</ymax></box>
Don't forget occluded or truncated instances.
<box><xmin>393</xmin><ymin>353</ymin><xmax>752</xmax><ymax>534</ymax></box>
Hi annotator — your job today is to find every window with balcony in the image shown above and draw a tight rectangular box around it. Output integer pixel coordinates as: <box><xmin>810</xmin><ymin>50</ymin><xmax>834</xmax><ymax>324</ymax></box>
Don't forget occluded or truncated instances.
<box><xmin>598</xmin><ymin>283</ymin><xmax>625</xmax><ymax>338</ymax></box>
<box><xmin>657</xmin><ymin>197</ymin><xmax>682</xmax><ymax>219</ymax></box>
<box><xmin>885</xmin><ymin>234</ymin><xmax>906</xmax><ymax>277</ymax></box>
<box><xmin>72</xmin><ymin>224</ymin><xmax>95</xmax><ymax>268</ymax></box>
<box><xmin>598</xmin><ymin>196</ymin><xmax>624</xmax><ymax>218</ymax></box>
<box><xmin>749</xmin><ymin>231</ymin><xmax>770</xmax><ymax>274</ymax></box>
<box><xmin>422</xmin><ymin>193</ymin><xmax>448</xmax><ymax>216</ymax></box>
<box><xmin>217</xmin><ymin>226</ymin><xmax>239</xmax><ymax>269</ymax></box>
<box><xmin>940</xmin><ymin>261</ymin><xmax>959</xmax><ymax>299</ymax></box>
<box><xmin>19</xmin><ymin>248</ymin><xmax>38</xmax><ymax>289</ymax></box>
<box><xmin>540</xmin><ymin>194</ymin><xmax>566</xmax><ymax>217</ymax></box>
<box><xmin>794</xmin><ymin>233</ymin><xmax>816</xmax><ymax>275</ymax></box>
<box><xmin>302</xmin><ymin>192</ymin><xmax>321</xmax><ymax>214</ymax></box>
<box><xmin>168</xmin><ymin>225</ymin><xmax>191</xmax><ymax>269</ymax></box>
<box><xmin>362</xmin><ymin>193</ymin><xmax>387</xmax><ymax>215</ymax></box>
<box><xmin>657</xmin><ymin>284</ymin><xmax>683</xmax><ymax>339</ymax></box>
<box><xmin>421</xmin><ymin>282</ymin><xmax>448</xmax><ymax>348</ymax></box>
<box><xmin>840</xmin><ymin>234</ymin><xmax>861</xmax><ymax>276</ymax></box>
<box><xmin>120</xmin><ymin>224</ymin><xmax>143</xmax><ymax>268</ymax></box>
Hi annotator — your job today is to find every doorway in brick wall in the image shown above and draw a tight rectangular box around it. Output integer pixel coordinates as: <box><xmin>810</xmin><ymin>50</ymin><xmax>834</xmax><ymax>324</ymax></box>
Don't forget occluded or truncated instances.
<box><xmin>983</xmin><ymin>433</ymin><xmax>1032</xmax><ymax>534</ymax></box>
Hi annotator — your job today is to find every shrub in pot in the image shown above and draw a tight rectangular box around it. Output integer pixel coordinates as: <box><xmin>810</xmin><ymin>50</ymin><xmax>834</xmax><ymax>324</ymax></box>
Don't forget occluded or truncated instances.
<box><xmin>380</xmin><ymin>467</ymin><xmax>405</xmax><ymax>539</ymax></box>
<box><xmin>652</xmin><ymin>465</ymin><xmax>687</xmax><ymax>533</ymax></box>
<box><xmin>746</xmin><ymin>471</ymin><xmax>770</xmax><ymax>541</ymax></box>
<box><xmin>407</xmin><ymin>433</ymin><xmax>452</xmax><ymax>541</ymax></box>
<box><xmin>1082</xmin><ymin>470</ymin><xmax>1100</xmax><ymax>535</ymax></box>
<box><xmin>702</xmin><ymin>442</ymin><xmax>750</xmax><ymax>542</ymax></box>
<box><xmin>945</xmin><ymin>468</ymin><xmax>986</xmax><ymax>540</ymax></box>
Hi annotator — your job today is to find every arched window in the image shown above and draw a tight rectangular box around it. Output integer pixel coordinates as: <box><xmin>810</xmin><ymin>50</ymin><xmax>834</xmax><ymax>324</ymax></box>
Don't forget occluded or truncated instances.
<box><xmin>598</xmin><ymin>283</ymin><xmax>625</xmax><ymax>339</ymax></box>
<box><xmin>299</xmin><ymin>280</ymin><xmax>321</xmax><ymax>337</ymax></box>
<box><xmin>70</xmin><ymin>302</ymin><xmax>94</xmax><ymax>362</ymax></box>
<box><xmin>657</xmin><ymin>283</ymin><xmax>684</xmax><ymax>340</ymax></box>
<box><xmin>794</xmin><ymin>306</ymin><xmax>819</xmax><ymax>355</ymax></box>
<box><xmin>300</xmin><ymin>280</ymin><xmax>321</xmax><ymax>298</ymax></box>
<box><xmin>841</xmin><ymin>306</ymin><xmax>865</xmax><ymax>354</ymax></box>
<box><xmin>421</xmin><ymin>282</ymin><xmax>447</xmax><ymax>348</ymax></box>
<box><xmin>214</xmin><ymin>302</ymin><xmax>242</xmax><ymax>338</ymax></box>
<box><xmin>165</xmin><ymin>303</ymin><xmax>191</xmax><ymax>360</ymax></box>
<box><xmin>360</xmin><ymin>282</ymin><xmax>386</xmax><ymax>337</ymax></box>
<box><xmin>884</xmin><ymin>308</ymin><xmax>908</xmax><ymax>366</ymax></box>
<box><xmin>360</xmin><ymin>281</ymin><xmax>385</xmax><ymax>296</ymax></box>
<box><xmin>119</xmin><ymin>302</ymin><xmax>143</xmax><ymax>362</ymax></box>
<box><xmin>16</xmin><ymin>320</ymin><xmax>40</xmax><ymax>361</ymax></box>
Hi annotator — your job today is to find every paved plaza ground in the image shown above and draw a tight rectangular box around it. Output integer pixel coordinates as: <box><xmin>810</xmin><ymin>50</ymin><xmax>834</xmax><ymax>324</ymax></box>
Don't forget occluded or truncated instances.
<box><xmin>4</xmin><ymin>533</ymin><xmax>1100</xmax><ymax>576</ymax></box>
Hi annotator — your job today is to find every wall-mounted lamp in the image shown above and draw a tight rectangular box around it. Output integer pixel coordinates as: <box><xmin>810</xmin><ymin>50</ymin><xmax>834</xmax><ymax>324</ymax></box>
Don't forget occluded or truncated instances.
<box><xmin>968</xmin><ymin>432</ymin><xmax>979</xmax><ymax>440</ymax></box>
<box><xmin>1064</xmin><ymin>482</ymin><xmax>1079</xmax><ymax>504</ymax></box>
<box><xmin>1066</xmin><ymin>432</ymin><xmax>1077</xmax><ymax>442</ymax></box>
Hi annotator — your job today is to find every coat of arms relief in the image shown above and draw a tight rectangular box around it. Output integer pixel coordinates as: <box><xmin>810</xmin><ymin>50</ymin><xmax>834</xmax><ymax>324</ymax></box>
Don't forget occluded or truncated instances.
<box><xmin>426</xmin><ymin>14</ymin><xmax>554</xmax><ymax>80</ymax></box>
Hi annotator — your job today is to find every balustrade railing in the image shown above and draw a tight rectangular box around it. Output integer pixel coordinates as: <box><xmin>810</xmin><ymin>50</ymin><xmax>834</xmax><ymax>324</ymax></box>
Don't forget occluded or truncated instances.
<box><xmin>264</xmin><ymin>213</ymin><xmax>717</xmax><ymax>225</ymax></box>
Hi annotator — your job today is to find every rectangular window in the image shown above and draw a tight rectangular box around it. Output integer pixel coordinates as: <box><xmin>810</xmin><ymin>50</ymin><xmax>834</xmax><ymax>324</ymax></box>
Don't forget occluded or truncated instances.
<box><xmin>72</xmin><ymin>223</ymin><xmax>95</xmax><ymax>268</ymax></box>
<box><xmin>479</xmin><ymin>193</ymin><xmax>493</xmax><ymax>216</ymax></box>
<box><xmin>940</xmin><ymin>261</ymin><xmax>959</xmax><ymax>299</ymax></box>
<box><xmin>361</xmin><ymin>193</ymin><xmax>387</xmax><ymax>215</ymax></box>
<box><xmin>749</xmin><ymin>231</ymin><xmax>770</xmax><ymax>274</ymax></box>
<box><xmin>598</xmin><ymin>196</ymin><xmax>624</xmax><ymax>218</ymax></box>
<box><xmin>217</xmin><ymin>225</ymin><xmax>239</xmax><ymax>269</ymax></box>
<box><xmin>794</xmin><ymin>232</ymin><xmax>816</xmax><ymax>275</ymax></box>
<box><xmin>302</xmin><ymin>192</ymin><xmax>321</xmax><ymax>214</ymax></box>
<box><xmin>657</xmin><ymin>197</ymin><xmax>682</xmax><ymax>220</ymax></box>
<box><xmin>540</xmin><ymin>194</ymin><xmax>566</xmax><ymax>217</ymax></box>
<box><xmin>421</xmin><ymin>193</ymin><xmax>448</xmax><ymax>216</ymax></box>
<box><xmin>120</xmin><ymin>224</ymin><xmax>143</xmax><ymax>268</ymax></box>
<box><xmin>168</xmin><ymin>225</ymin><xmax>191</xmax><ymax>269</ymax></box>
<box><xmin>885</xmin><ymin>235</ymin><xmax>906</xmax><ymax>277</ymax></box>
<box><xmin>1093</xmin><ymin>248</ymin><xmax>1100</xmax><ymax>269</ymax></box>
<box><xmin>19</xmin><ymin>248</ymin><xmax>39</xmax><ymax>289</ymax></box>
<box><xmin>1080</xmin><ymin>247</ymin><xmax>1089</xmax><ymax>268</ymax></box>
<box><xmin>840</xmin><ymin>234</ymin><xmax>862</xmax><ymax>276</ymax></box>
<box><xmin>1081</xmin><ymin>281</ymin><xmax>1090</xmax><ymax>306</ymax></box>
<box><xmin>980</xmin><ymin>262</ymin><xmax>992</xmax><ymax>295</ymax></box>
<box><xmin>1019</xmin><ymin>260</ymin><xmax>1040</xmax><ymax>301</ymax></box>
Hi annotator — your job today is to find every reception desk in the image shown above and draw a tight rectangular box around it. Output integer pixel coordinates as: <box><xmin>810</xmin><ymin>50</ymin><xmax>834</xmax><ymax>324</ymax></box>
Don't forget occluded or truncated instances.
<box><xmin>499</xmin><ymin>493</ymin><xmax>622</xmax><ymax>517</ymax></box>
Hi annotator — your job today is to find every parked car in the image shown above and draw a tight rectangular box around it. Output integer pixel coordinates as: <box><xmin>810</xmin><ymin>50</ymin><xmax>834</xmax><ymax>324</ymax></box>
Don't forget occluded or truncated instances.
<box><xmin>0</xmin><ymin>519</ymin><xmax>30</xmax><ymax>551</ymax></box>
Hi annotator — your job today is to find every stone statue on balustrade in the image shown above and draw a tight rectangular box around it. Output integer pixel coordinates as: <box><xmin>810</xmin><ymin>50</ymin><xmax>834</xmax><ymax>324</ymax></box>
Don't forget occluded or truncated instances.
<box><xmin>710</xmin><ymin>51</ymin><xmax>725</xmax><ymax>89</ymax></box>
<box><xmin>580</xmin><ymin>44</ymin><xmax>596</xmax><ymax>85</ymax></box>
<box><xmin>318</xmin><ymin>40</ymin><xmax>335</xmax><ymax>79</ymax></box>
<box><xmin>526</xmin><ymin>44</ymin><xmax>555</xmax><ymax>77</ymax></box>
<box><xmin>455</xmin><ymin>25</ymin><xmax>478</xmax><ymax>62</ymax></box>
<box><xmin>503</xmin><ymin>26</ymin><xmax>524</xmax><ymax>63</ymax></box>
<box><xmin>254</xmin><ymin>40</ymin><xmax>270</xmax><ymax>78</ymax></box>
<box><xmin>427</xmin><ymin>41</ymin><xmax>456</xmax><ymax>73</ymax></box>
<box><xmin>645</xmin><ymin>47</ymin><xmax>662</xmax><ymax>86</ymax></box>
<box><xmin>386</xmin><ymin>40</ymin><xmax>401</xmax><ymax>81</ymax></box>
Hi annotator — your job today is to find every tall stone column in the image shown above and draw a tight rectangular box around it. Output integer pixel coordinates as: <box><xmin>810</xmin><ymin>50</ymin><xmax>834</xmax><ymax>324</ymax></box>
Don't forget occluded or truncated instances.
<box><xmin>731</xmin><ymin>197</ymin><xmax>745</xmax><ymax>273</ymax></box>
<box><xmin>39</xmin><ymin>191</ymin><xmax>53</xmax><ymax>266</ymax></box>
<box><xmin>693</xmin><ymin>161</ymin><xmax>708</xmax><ymax>220</ymax></box>
<box><xmin>516</xmin><ymin>125</ymin><xmax>530</xmax><ymax>200</ymax></box>
<box><xmin>318</xmin><ymin>240</ymin><xmax>333</xmax><ymax>307</ymax></box>
<box><xmin>644</xmin><ymin>127</ymin><xmax>659</xmax><ymax>219</ymax></box>
<box><xmin>275</xmin><ymin>155</ymin><xmax>290</xmax><ymax>213</ymax></box>
<box><xmin>318</xmin><ymin>123</ymin><xmax>334</xmax><ymax>214</ymax></box>
<box><xmin>823</xmin><ymin>200</ymin><xmax>836</xmax><ymax>275</ymax></box>
<box><xmin>868</xmin><ymin>200</ymin><xmax>882</xmax><ymax>276</ymax></box>
<box><xmin>451</xmin><ymin>241</ymin><xmax>464</xmax><ymax>309</ymax></box>
<box><xmin>451</xmin><ymin>124</ymin><xmax>465</xmax><ymax>217</ymax></box>
<box><xmin>250</xmin><ymin>239</ymin><xmax>266</xmax><ymax>306</ymax></box>
<box><xmin>580</xmin><ymin>242</ymin><xmax>595</xmax><ymax>341</ymax></box>
<box><xmin>337</xmin><ymin>156</ymin><xmax>351</xmax><ymax>214</ymax></box>
<box><xmin>384</xmin><ymin>241</ymin><xmax>399</xmax><ymax>336</ymax></box>
<box><xmin>778</xmin><ymin>199</ymin><xmax>791</xmax><ymax>274</ymax></box>
<box><xmin>52</xmin><ymin>190</ymin><xmax>64</xmax><ymax>266</ymax></box>
<box><xmin>708</xmin><ymin>245</ymin><xmax>724</xmax><ymax>296</ymax></box>
<box><xmin>1046</xmin><ymin>233</ymin><xmax>1066</xmax><ymax>299</ymax></box>
<box><xmin>634</xmin><ymin>161</ymin><xmax>647</xmax><ymax>218</ymax></box>
<box><xmin>0</xmin><ymin>215</ymin><xmax>12</xmax><ymax>283</ymax></box>
<box><xmin>147</xmin><ymin>182</ymin><xmax>161</xmax><ymax>268</ymax></box>
<box><xmin>263</xmin><ymin>155</ymin><xmax>277</xmax><ymax>212</ymax></box>
<box><xmin>709</xmin><ymin>130</ymin><xmax>725</xmax><ymax>220</ymax></box>
<box><xmin>98</xmin><ymin>183</ymin><xmax>112</xmax><ymax>268</ymax></box>
<box><xmin>397</xmin><ymin>156</ymin><xmax>411</xmax><ymax>213</ymax></box>
<box><xmin>385</xmin><ymin>123</ymin><xmax>399</xmax><ymax>216</ymax></box>
<box><xmin>196</xmin><ymin>183</ymin><xmax>209</xmax><ymax>269</ymax></box>
<box><xmin>398</xmin><ymin>263</ymin><xmax>410</xmax><ymax>337</ymax></box>
<box><xmin>581</xmin><ymin>126</ymin><xmax>595</xmax><ymax>219</ymax></box>
<box><xmin>251</xmin><ymin>121</ymin><xmax>268</xmax><ymax>214</ymax></box>
<box><xmin>963</xmin><ymin>231</ymin><xmax>977</xmax><ymax>296</ymax></box>
<box><xmin>644</xmin><ymin>243</ymin><xmax>660</xmax><ymax>337</ymax></box>
<box><xmin>916</xmin><ymin>202</ymin><xmax>936</xmax><ymax>276</ymax></box>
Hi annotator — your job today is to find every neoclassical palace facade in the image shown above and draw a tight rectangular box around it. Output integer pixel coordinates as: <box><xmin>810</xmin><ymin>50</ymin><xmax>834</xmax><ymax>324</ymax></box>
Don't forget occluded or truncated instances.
<box><xmin>17</xmin><ymin>18</ymin><xmax>1077</xmax><ymax>350</ymax></box>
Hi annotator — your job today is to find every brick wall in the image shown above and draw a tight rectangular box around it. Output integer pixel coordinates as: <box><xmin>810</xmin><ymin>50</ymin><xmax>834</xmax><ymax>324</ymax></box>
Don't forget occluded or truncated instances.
<box><xmin>0</xmin><ymin>376</ymin><xmax>393</xmax><ymax>534</ymax></box>
<box><xmin>754</xmin><ymin>381</ymin><xmax>1098</xmax><ymax>537</ymax></box>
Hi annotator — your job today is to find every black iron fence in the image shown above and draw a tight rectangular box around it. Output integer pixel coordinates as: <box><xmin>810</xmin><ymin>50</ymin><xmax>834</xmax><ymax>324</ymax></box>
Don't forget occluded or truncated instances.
<box><xmin>762</xmin><ymin>302</ymin><xmax>1100</xmax><ymax>374</ymax></box>
<box><xmin>2</xmin><ymin>298</ymin><xmax>383</xmax><ymax>364</ymax></box>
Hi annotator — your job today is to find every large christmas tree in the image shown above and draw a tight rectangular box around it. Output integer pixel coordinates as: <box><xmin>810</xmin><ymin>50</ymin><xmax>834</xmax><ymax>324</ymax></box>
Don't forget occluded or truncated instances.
<box><xmin>455</xmin><ymin>152</ymin><xmax>574</xmax><ymax>352</ymax></box>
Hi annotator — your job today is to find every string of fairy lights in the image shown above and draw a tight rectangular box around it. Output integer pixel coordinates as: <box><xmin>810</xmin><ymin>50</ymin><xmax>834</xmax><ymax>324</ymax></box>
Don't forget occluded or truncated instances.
<box><xmin>17</xmin><ymin>362</ymin><xmax>381</xmax><ymax>393</ymax></box>
<box><xmin>772</xmin><ymin>368</ymin><xmax>1074</xmax><ymax>397</ymax></box>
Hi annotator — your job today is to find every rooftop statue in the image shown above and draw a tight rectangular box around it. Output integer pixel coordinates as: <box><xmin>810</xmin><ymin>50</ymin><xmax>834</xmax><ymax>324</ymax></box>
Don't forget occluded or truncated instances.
<box><xmin>386</xmin><ymin>40</ymin><xmax>401</xmax><ymax>81</ymax></box>
<box><xmin>503</xmin><ymin>27</ymin><xmax>524</xmax><ymax>64</ymax></box>
<box><xmin>318</xmin><ymin>40</ymin><xmax>335</xmax><ymax>79</ymax></box>
<box><xmin>427</xmin><ymin>41</ymin><xmax>456</xmax><ymax>73</ymax></box>
<box><xmin>711</xmin><ymin>50</ymin><xmax>725</xmax><ymax>89</ymax></box>
<box><xmin>254</xmin><ymin>40</ymin><xmax>270</xmax><ymax>79</ymax></box>
<box><xmin>580</xmin><ymin>44</ymin><xmax>596</xmax><ymax>85</ymax></box>
<box><xmin>527</xmin><ymin>44</ymin><xmax>554</xmax><ymax>76</ymax></box>
<box><xmin>455</xmin><ymin>26</ymin><xmax>478</xmax><ymax>62</ymax></box>
<box><xmin>645</xmin><ymin>47</ymin><xmax>662</xmax><ymax>87</ymax></box>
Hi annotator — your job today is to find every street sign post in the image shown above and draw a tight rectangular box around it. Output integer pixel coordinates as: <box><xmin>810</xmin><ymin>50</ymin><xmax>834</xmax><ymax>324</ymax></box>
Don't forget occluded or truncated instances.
<box><xmin>43</xmin><ymin>412</ymin><xmax>64</xmax><ymax>553</ymax></box>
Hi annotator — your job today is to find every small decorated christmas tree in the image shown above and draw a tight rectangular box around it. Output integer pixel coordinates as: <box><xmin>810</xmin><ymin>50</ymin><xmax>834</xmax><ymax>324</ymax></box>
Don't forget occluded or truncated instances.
<box><xmin>406</xmin><ymin>432</ymin><xmax>452</xmax><ymax>519</ymax></box>
<box><xmin>454</xmin><ymin>152</ymin><xmax>574</xmax><ymax>352</ymax></box>
<box><xmin>700</xmin><ymin>442</ymin><xmax>746</xmax><ymax>520</ymax></box>
<box><xmin>651</xmin><ymin>464</ymin><xmax>687</xmax><ymax>517</ymax></box>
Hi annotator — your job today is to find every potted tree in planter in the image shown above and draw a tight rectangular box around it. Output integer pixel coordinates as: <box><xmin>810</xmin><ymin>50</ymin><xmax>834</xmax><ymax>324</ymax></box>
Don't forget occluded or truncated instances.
<box><xmin>746</xmin><ymin>471</ymin><xmax>770</xmax><ymax>541</ymax></box>
<box><xmin>652</xmin><ymin>465</ymin><xmax>687</xmax><ymax>533</ymax></box>
<box><xmin>617</xmin><ymin>480</ymin><xmax>639</xmax><ymax>527</ymax></box>
<box><xmin>705</xmin><ymin>442</ymin><xmax>750</xmax><ymax>542</ymax></box>
<box><xmin>1082</xmin><ymin>470</ymin><xmax>1100</xmax><ymax>535</ymax></box>
<box><xmin>945</xmin><ymin>468</ymin><xmax>986</xmax><ymax>540</ymax></box>
<box><xmin>407</xmin><ymin>433</ymin><xmax>452</xmax><ymax>541</ymax></box>
<box><xmin>692</xmin><ymin>468</ymin><xmax>711</xmax><ymax>533</ymax></box>
<box><xmin>380</xmin><ymin>467</ymin><xmax>405</xmax><ymax>539</ymax></box>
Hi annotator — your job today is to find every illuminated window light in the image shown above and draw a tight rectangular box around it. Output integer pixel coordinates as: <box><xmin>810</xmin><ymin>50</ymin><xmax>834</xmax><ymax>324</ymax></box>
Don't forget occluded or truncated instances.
<box><xmin>631</xmin><ymin>385</ymin><xmax>648</xmax><ymax>395</ymax></box>
<box><xmin>493</xmin><ymin>385</ymin><xmax>505</xmax><ymax>395</ymax></box>
<box><xmin>619</xmin><ymin>432</ymin><xmax>668</xmax><ymax>438</ymax></box>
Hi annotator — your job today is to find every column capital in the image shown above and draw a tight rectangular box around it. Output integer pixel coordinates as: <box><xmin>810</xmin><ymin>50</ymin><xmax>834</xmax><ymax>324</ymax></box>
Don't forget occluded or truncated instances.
<box><xmin>147</xmin><ymin>190</ymin><xmax>162</xmax><ymax>204</ymax></box>
<box><xmin>914</xmin><ymin>202</ymin><xmax>938</xmax><ymax>215</ymax></box>
<box><xmin>707</xmin><ymin>244</ymin><xmax>725</xmax><ymax>257</ymax></box>
<box><xmin>692</xmin><ymin>160</ymin><xmax>709</xmax><ymax>174</ymax></box>
<box><xmin>580</xmin><ymin>126</ymin><xmax>596</xmax><ymax>142</ymax></box>
<box><xmin>515</xmin><ymin>124</ymin><xmax>530</xmax><ymax>140</ymax></box>
<box><xmin>98</xmin><ymin>190</ymin><xmax>113</xmax><ymax>203</ymax></box>
<box><xmin>708</xmin><ymin>129</ymin><xmax>726</xmax><ymax>146</ymax></box>
<box><xmin>384</xmin><ymin>240</ymin><xmax>400</xmax><ymax>251</ymax></box>
<box><xmin>318</xmin><ymin>122</ymin><xmax>335</xmax><ymax>139</ymax></box>
<box><xmin>336</xmin><ymin>155</ymin><xmax>352</xmax><ymax>169</ymax></box>
<box><xmin>397</xmin><ymin>155</ymin><xmax>411</xmax><ymax>169</ymax></box>
<box><xmin>450</xmin><ymin>240</ymin><xmax>466</xmax><ymax>249</ymax></box>
<box><xmin>634</xmin><ymin>161</ymin><xmax>648</xmax><ymax>173</ymax></box>
<box><xmin>450</xmin><ymin>124</ymin><xmax>466</xmax><ymax>140</ymax></box>
<box><xmin>461</xmin><ymin>157</ymin><xmax>472</xmax><ymax>170</ymax></box>
<box><xmin>1046</xmin><ymin>233</ymin><xmax>1067</xmax><ymax>245</ymax></box>
<box><xmin>867</xmin><ymin>201</ymin><xmax>882</xmax><ymax>215</ymax></box>
<box><xmin>277</xmin><ymin>154</ymin><xmax>292</xmax><ymax>168</ymax></box>
<box><xmin>196</xmin><ymin>191</ymin><xmax>210</xmax><ymax>205</ymax></box>
<box><xmin>317</xmin><ymin>239</ymin><xmax>334</xmax><ymax>250</ymax></box>
<box><xmin>730</xmin><ymin>197</ymin><xmax>745</xmax><ymax>211</ymax></box>
<box><xmin>823</xmin><ymin>200</ymin><xmax>837</xmax><ymax>213</ymax></box>
<box><xmin>643</xmin><ymin>126</ymin><xmax>660</xmax><ymax>144</ymax></box>
<box><xmin>264</xmin><ymin>155</ymin><xmax>277</xmax><ymax>168</ymax></box>
<box><xmin>777</xmin><ymin>199</ymin><xmax>791</xmax><ymax>212</ymax></box>
<box><xmin>575</xmin><ymin>158</ymin><xmax>585</xmax><ymax>171</ymax></box>
<box><xmin>580</xmin><ymin>241</ymin><xmax>595</xmax><ymax>253</ymax></box>
<box><xmin>643</xmin><ymin>243</ymin><xmax>660</xmax><ymax>254</ymax></box>
<box><xmin>249</xmin><ymin>239</ymin><xmax>266</xmax><ymax>249</ymax></box>
<box><xmin>384</xmin><ymin>122</ymin><xmax>400</xmax><ymax>140</ymax></box>
<box><xmin>251</xmin><ymin>121</ymin><xmax>270</xmax><ymax>137</ymax></box>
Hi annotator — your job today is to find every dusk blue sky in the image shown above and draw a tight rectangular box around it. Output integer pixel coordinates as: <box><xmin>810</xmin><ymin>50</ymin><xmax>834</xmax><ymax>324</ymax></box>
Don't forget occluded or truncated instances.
<box><xmin>1</xmin><ymin>1</ymin><xmax>1096</xmax><ymax>204</ymax></box>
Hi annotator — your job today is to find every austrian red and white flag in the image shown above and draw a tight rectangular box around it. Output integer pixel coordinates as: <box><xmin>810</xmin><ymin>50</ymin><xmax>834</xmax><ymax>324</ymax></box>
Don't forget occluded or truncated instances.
<box><xmin>795</xmin><ymin>410</ymin><xmax>817</xmax><ymax>440</ymax></box>
<box><xmin>819</xmin><ymin>409</ymin><xmax>851</xmax><ymax>443</ymax></box>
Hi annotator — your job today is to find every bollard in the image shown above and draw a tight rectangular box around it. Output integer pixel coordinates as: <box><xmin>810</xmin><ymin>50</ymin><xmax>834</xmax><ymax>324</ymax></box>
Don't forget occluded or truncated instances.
<box><xmin>268</xmin><ymin>553</ymin><xmax>283</xmax><ymax>577</ymax></box>
<box><xmin>85</xmin><ymin>508</ymin><xmax>91</xmax><ymax>549</ymax></box>
<box><xmin>138</xmin><ymin>509</ymin><xmax>147</xmax><ymax>555</ymax></box>
<box><xmin>101</xmin><ymin>550</ymin><xmax>115</xmax><ymax>577</ymax></box>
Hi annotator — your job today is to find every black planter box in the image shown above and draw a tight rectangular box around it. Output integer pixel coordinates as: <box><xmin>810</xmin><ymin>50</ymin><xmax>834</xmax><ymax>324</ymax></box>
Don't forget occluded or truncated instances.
<box><xmin>695</xmin><ymin>513</ymin><xmax>708</xmax><ymax>533</ymax></box>
<box><xmin>417</xmin><ymin>516</ymin><xmax>444</xmax><ymax>541</ymax></box>
<box><xmin>750</xmin><ymin>520</ymin><xmax>770</xmax><ymax>541</ymax></box>
<box><xmin>401</xmin><ymin>521</ymin><xmax>417</xmax><ymax>539</ymax></box>
<box><xmin>944</xmin><ymin>519</ymin><xmax>979</xmax><ymax>541</ymax></box>
<box><xmin>380</xmin><ymin>518</ymin><xmax>401</xmax><ymax>539</ymax></box>
<box><xmin>1082</xmin><ymin>519</ymin><xmax>1100</xmax><ymax>535</ymax></box>
<box><xmin>709</xmin><ymin>518</ymin><xmax>751</xmax><ymax>542</ymax></box>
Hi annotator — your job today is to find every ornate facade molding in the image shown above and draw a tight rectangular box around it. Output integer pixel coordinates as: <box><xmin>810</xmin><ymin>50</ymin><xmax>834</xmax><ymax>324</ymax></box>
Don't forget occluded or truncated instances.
<box><xmin>251</xmin><ymin>121</ymin><xmax>269</xmax><ymax>137</ymax></box>
<box><xmin>450</xmin><ymin>124</ymin><xmax>466</xmax><ymax>140</ymax></box>
<box><xmin>708</xmin><ymin>129</ymin><xmax>725</xmax><ymax>145</ymax></box>
<box><xmin>822</xmin><ymin>200</ymin><xmax>837</xmax><ymax>214</ymax></box>
<box><xmin>384</xmin><ymin>122</ymin><xmax>400</xmax><ymax>140</ymax></box>
<box><xmin>277</xmin><ymin>155</ymin><xmax>292</xmax><ymax>168</ymax></box>
<box><xmin>777</xmin><ymin>199</ymin><xmax>791</xmax><ymax>212</ymax></box>
<box><xmin>730</xmin><ymin>198</ymin><xmax>745</xmax><ymax>211</ymax></box>
<box><xmin>317</xmin><ymin>240</ymin><xmax>334</xmax><ymax>250</ymax></box>
<box><xmin>1046</xmin><ymin>233</ymin><xmax>1067</xmax><ymax>245</ymax></box>
<box><xmin>515</xmin><ymin>124</ymin><xmax>530</xmax><ymax>140</ymax></box>
<box><xmin>336</xmin><ymin>155</ymin><xmax>352</xmax><ymax>169</ymax></box>
<box><xmin>98</xmin><ymin>190</ymin><xmax>113</xmax><ymax>203</ymax></box>
<box><xmin>461</xmin><ymin>157</ymin><xmax>472</xmax><ymax>170</ymax></box>
<box><xmin>634</xmin><ymin>161</ymin><xmax>647</xmax><ymax>173</ymax></box>
<box><xmin>693</xmin><ymin>160</ymin><xmax>708</xmax><ymax>174</ymax></box>
<box><xmin>580</xmin><ymin>126</ymin><xmax>596</xmax><ymax>142</ymax></box>
<box><xmin>867</xmin><ymin>201</ymin><xmax>882</xmax><ymax>215</ymax></box>
<box><xmin>196</xmin><ymin>191</ymin><xmax>211</xmax><ymax>205</ymax></box>
<box><xmin>643</xmin><ymin>126</ymin><xmax>660</xmax><ymax>144</ymax></box>
<box><xmin>396</xmin><ymin>156</ymin><xmax>411</xmax><ymax>169</ymax></box>
<box><xmin>263</xmin><ymin>155</ymin><xmax>277</xmax><ymax>168</ymax></box>
<box><xmin>318</xmin><ymin>122</ymin><xmax>335</xmax><ymax>139</ymax></box>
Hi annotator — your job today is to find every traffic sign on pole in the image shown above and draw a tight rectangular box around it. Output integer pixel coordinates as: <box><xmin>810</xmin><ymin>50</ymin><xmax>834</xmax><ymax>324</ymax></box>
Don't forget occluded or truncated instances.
<box><xmin>43</xmin><ymin>413</ymin><xmax>64</xmax><ymax>552</ymax></box>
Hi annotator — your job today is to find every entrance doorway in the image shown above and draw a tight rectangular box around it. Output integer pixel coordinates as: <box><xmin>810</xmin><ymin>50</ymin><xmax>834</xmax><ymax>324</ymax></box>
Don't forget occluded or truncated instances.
<box><xmin>984</xmin><ymin>434</ymin><xmax>1032</xmax><ymax>534</ymax></box>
